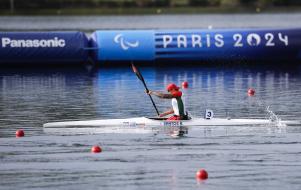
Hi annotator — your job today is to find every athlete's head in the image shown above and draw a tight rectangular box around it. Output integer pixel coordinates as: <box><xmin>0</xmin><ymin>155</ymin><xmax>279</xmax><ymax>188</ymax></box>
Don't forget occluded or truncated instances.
<box><xmin>166</xmin><ymin>83</ymin><xmax>180</xmax><ymax>94</ymax></box>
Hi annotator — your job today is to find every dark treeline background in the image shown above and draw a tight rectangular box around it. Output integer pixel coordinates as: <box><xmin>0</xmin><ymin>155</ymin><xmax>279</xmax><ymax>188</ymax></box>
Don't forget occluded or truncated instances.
<box><xmin>1</xmin><ymin>0</ymin><xmax>301</xmax><ymax>13</ymax></box>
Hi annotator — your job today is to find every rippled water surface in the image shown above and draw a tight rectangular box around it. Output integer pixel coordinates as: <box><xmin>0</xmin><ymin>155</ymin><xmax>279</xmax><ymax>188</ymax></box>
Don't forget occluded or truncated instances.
<box><xmin>1</xmin><ymin>13</ymin><xmax>301</xmax><ymax>31</ymax></box>
<box><xmin>1</xmin><ymin>13</ymin><xmax>301</xmax><ymax>190</ymax></box>
<box><xmin>1</xmin><ymin>65</ymin><xmax>301</xmax><ymax>190</ymax></box>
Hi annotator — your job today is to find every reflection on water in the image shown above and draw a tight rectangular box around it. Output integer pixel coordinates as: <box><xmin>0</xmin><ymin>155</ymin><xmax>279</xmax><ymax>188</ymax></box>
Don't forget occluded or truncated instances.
<box><xmin>0</xmin><ymin>65</ymin><xmax>301</xmax><ymax>137</ymax></box>
<box><xmin>1</xmin><ymin>65</ymin><xmax>301</xmax><ymax>190</ymax></box>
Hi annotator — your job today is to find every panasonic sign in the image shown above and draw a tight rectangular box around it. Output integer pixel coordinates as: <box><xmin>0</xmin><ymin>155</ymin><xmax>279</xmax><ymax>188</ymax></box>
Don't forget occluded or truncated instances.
<box><xmin>1</xmin><ymin>37</ymin><xmax>66</xmax><ymax>48</ymax></box>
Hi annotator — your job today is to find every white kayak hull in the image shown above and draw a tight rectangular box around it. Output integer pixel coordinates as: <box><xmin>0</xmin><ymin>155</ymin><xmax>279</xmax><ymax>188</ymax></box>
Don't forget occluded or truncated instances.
<box><xmin>43</xmin><ymin>117</ymin><xmax>301</xmax><ymax>135</ymax></box>
<box><xmin>43</xmin><ymin>117</ymin><xmax>299</xmax><ymax>128</ymax></box>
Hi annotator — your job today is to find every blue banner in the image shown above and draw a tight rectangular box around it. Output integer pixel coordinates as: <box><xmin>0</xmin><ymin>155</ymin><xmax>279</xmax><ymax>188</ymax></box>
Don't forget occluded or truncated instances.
<box><xmin>0</xmin><ymin>31</ymin><xmax>89</xmax><ymax>64</ymax></box>
<box><xmin>91</xmin><ymin>28</ymin><xmax>301</xmax><ymax>62</ymax></box>
<box><xmin>92</xmin><ymin>30</ymin><xmax>154</xmax><ymax>61</ymax></box>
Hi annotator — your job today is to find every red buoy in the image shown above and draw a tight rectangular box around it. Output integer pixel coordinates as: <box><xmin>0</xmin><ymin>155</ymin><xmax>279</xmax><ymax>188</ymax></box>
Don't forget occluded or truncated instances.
<box><xmin>15</xmin><ymin>129</ymin><xmax>24</xmax><ymax>138</ymax></box>
<box><xmin>248</xmin><ymin>88</ymin><xmax>255</xmax><ymax>96</ymax></box>
<box><xmin>196</xmin><ymin>169</ymin><xmax>208</xmax><ymax>180</ymax></box>
<box><xmin>91</xmin><ymin>145</ymin><xmax>102</xmax><ymax>153</ymax></box>
<box><xmin>182</xmin><ymin>81</ymin><xmax>189</xmax><ymax>89</ymax></box>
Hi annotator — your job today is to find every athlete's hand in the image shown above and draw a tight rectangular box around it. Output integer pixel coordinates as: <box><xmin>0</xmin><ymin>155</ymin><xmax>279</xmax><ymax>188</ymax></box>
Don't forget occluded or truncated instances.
<box><xmin>159</xmin><ymin>113</ymin><xmax>166</xmax><ymax>117</ymax></box>
<box><xmin>146</xmin><ymin>90</ymin><xmax>152</xmax><ymax>95</ymax></box>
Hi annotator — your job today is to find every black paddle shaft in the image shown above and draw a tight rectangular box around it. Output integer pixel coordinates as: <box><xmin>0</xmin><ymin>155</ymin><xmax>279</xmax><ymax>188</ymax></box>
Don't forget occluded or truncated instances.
<box><xmin>132</xmin><ymin>64</ymin><xmax>160</xmax><ymax>116</ymax></box>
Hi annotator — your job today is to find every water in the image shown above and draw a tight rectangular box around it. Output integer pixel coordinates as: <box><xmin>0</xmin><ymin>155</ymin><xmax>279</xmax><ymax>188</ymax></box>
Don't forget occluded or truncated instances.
<box><xmin>1</xmin><ymin>65</ymin><xmax>301</xmax><ymax>190</ymax></box>
<box><xmin>1</xmin><ymin>14</ymin><xmax>301</xmax><ymax>190</ymax></box>
<box><xmin>1</xmin><ymin>13</ymin><xmax>301</xmax><ymax>31</ymax></box>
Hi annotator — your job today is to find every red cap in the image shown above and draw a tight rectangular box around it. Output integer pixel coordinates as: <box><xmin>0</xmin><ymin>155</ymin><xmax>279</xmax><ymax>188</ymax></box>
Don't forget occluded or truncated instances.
<box><xmin>166</xmin><ymin>83</ymin><xmax>179</xmax><ymax>91</ymax></box>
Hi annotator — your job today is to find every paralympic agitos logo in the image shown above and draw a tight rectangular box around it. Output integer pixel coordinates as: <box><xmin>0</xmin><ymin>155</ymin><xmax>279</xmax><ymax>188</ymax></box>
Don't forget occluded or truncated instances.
<box><xmin>114</xmin><ymin>34</ymin><xmax>139</xmax><ymax>50</ymax></box>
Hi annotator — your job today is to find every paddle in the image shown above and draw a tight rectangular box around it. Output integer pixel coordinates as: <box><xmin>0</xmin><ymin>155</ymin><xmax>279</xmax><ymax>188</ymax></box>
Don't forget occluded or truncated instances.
<box><xmin>131</xmin><ymin>63</ymin><xmax>160</xmax><ymax>116</ymax></box>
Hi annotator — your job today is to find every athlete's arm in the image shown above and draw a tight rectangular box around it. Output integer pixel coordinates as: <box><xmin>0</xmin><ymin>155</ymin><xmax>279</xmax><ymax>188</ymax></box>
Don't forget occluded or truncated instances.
<box><xmin>147</xmin><ymin>90</ymin><xmax>173</xmax><ymax>99</ymax></box>
<box><xmin>159</xmin><ymin>109</ymin><xmax>174</xmax><ymax>117</ymax></box>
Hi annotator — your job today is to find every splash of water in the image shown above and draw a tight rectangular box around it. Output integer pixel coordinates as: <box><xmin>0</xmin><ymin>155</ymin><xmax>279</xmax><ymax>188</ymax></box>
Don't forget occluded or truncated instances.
<box><xmin>266</xmin><ymin>106</ymin><xmax>286</xmax><ymax>128</ymax></box>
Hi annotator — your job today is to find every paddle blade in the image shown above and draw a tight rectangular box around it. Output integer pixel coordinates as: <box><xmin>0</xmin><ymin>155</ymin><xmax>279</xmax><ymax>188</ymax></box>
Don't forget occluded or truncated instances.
<box><xmin>131</xmin><ymin>63</ymin><xmax>143</xmax><ymax>81</ymax></box>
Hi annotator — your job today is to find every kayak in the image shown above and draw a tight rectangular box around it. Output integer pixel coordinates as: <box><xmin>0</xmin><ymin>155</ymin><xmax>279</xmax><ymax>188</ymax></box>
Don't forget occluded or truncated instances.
<box><xmin>43</xmin><ymin>117</ymin><xmax>300</xmax><ymax>128</ymax></box>
<box><xmin>43</xmin><ymin>117</ymin><xmax>300</xmax><ymax>133</ymax></box>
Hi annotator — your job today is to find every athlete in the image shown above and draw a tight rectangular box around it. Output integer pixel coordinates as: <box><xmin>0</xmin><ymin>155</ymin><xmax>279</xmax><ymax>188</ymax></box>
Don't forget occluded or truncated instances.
<box><xmin>147</xmin><ymin>83</ymin><xmax>188</xmax><ymax>120</ymax></box>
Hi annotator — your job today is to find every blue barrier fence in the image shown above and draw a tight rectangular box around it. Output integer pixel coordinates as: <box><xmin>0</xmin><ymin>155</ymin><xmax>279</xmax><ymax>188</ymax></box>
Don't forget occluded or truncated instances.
<box><xmin>0</xmin><ymin>28</ymin><xmax>300</xmax><ymax>65</ymax></box>
<box><xmin>0</xmin><ymin>31</ymin><xmax>89</xmax><ymax>64</ymax></box>
<box><xmin>91</xmin><ymin>28</ymin><xmax>301</xmax><ymax>63</ymax></box>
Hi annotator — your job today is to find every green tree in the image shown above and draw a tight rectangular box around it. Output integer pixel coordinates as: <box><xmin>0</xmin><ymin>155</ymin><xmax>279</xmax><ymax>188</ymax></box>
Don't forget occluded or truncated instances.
<box><xmin>189</xmin><ymin>0</ymin><xmax>210</xmax><ymax>6</ymax></box>
<box><xmin>220</xmin><ymin>0</ymin><xmax>239</xmax><ymax>6</ymax></box>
